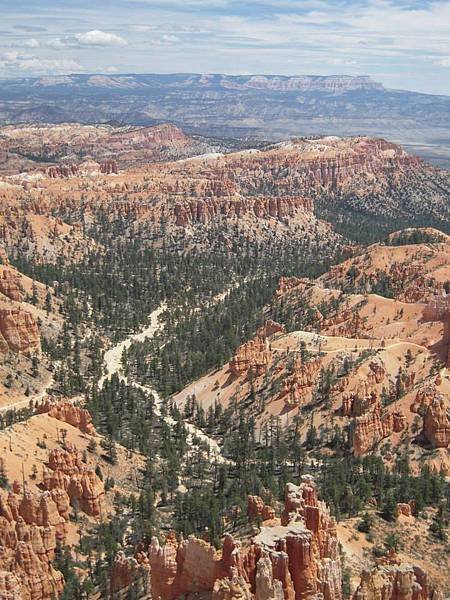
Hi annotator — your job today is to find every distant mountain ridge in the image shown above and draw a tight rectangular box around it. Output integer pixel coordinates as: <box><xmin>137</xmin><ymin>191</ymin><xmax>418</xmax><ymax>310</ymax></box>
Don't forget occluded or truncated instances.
<box><xmin>0</xmin><ymin>72</ymin><xmax>449</xmax><ymax>167</ymax></box>
<box><xmin>11</xmin><ymin>73</ymin><xmax>384</xmax><ymax>93</ymax></box>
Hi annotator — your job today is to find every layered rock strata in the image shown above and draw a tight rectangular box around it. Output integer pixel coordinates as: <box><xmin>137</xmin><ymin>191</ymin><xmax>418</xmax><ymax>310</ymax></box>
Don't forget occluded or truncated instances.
<box><xmin>38</xmin><ymin>400</ymin><xmax>95</xmax><ymax>434</ymax></box>
<box><xmin>353</xmin><ymin>562</ymin><xmax>443</xmax><ymax>600</ymax></box>
<box><xmin>352</xmin><ymin>400</ymin><xmax>406</xmax><ymax>457</ymax></box>
<box><xmin>230</xmin><ymin>337</ymin><xmax>273</xmax><ymax>378</ymax></box>
<box><xmin>143</xmin><ymin>477</ymin><xmax>342</xmax><ymax>600</ymax></box>
<box><xmin>43</xmin><ymin>446</ymin><xmax>105</xmax><ymax>517</ymax></box>
<box><xmin>0</xmin><ymin>307</ymin><xmax>40</xmax><ymax>354</ymax></box>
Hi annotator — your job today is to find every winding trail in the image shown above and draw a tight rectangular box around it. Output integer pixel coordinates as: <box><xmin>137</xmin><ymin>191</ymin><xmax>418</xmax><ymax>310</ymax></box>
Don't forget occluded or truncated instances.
<box><xmin>0</xmin><ymin>377</ymin><xmax>54</xmax><ymax>415</ymax></box>
<box><xmin>99</xmin><ymin>302</ymin><xmax>227</xmax><ymax>463</ymax></box>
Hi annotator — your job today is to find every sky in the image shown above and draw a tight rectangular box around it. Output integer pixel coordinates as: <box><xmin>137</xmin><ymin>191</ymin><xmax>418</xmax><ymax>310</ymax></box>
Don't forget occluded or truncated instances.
<box><xmin>0</xmin><ymin>0</ymin><xmax>449</xmax><ymax>95</ymax></box>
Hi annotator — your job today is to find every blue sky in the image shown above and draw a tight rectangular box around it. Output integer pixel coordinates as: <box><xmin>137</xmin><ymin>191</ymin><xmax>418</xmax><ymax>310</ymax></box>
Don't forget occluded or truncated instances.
<box><xmin>0</xmin><ymin>0</ymin><xmax>449</xmax><ymax>94</ymax></box>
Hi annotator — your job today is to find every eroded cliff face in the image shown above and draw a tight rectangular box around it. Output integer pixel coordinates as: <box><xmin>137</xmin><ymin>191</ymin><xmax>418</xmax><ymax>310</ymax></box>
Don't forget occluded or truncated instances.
<box><xmin>0</xmin><ymin>307</ymin><xmax>40</xmax><ymax>355</ymax></box>
<box><xmin>422</xmin><ymin>293</ymin><xmax>450</xmax><ymax>367</ymax></box>
<box><xmin>0</xmin><ymin>435</ymin><xmax>108</xmax><ymax>600</ymax></box>
<box><xmin>0</xmin><ymin>480</ymin><xmax>69</xmax><ymax>599</ymax></box>
<box><xmin>410</xmin><ymin>383</ymin><xmax>450</xmax><ymax>450</ymax></box>
<box><xmin>353</xmin><ymin>561</ymin><xmax>443</xmax><ymax>600</ymax></box>
<box><xmin>278</xmin><ymin>355</ymin><xmax>322</xmax><ymax>407</ymax></box>
<box><xmin>0</xmin><ymin>266</ymin><xmax>24</xmax><ymax>302</ymax></box>
<box><xmin>44</xmin><ymin>446</ymin><xmax>105</xmax><ymax>517</ymax></box>
<box><xmin>110</xmin><ymin>551</ymin><xmax>152</xmax><ymax>597</ymax></box>
<box><xmin>352</xmin><ymin>400</ymin><xmax>406</xmax><ymax>457</ymax></box>
<box><xmin>423</xmin><ymin>397</ymin><xmax>450</xmax><ymax>449</ymax></box>
<box><xmin>247</xmin><ymin>496</ymin><xmax>276</xmax><ymax>522</ymax></box>
<box><xmin>229</xmin><ymin>337</ymin><xmax>273</xmax><ymax>378</ymax></box>
<box><xmin>38</xmin><ymin>399</ymin><xmax>95</xmax><ymax>434</ymax></box>
<box><xmin>174</xmin><ymin>195</ymin><xmax>313</xmax><ymax>226</ymax></box>
<box><xmin>139</xmin><ymin>477</ymin><xmax>342</xmax><ymax>600</ymax></box>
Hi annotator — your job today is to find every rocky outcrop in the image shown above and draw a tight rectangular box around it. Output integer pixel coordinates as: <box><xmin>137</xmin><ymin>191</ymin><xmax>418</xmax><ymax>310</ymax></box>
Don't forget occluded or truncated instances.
<box><xmin>410</xmin><ymin>383</ymin><xmax>440</xmax><ymax>414</ymax></box>
<box><xmin>341</xmin><ymin>361</ymin><xmax>387</xmax><ymax>417</ymax></box>
<box><xmin>145</xmin><ymin>477</ymin><xmax>341</xmax><ymax>600</ymax></box>
<box><xmin>353</xmin><ymin>562</ymin><xmax>442</xmax><ymax>600</ymax></box>
<box><xmin>422</xmin><ymin>293</ymin><xmax>450</xmax><ymax>367</ymax></box>
<box><xmin>212</xmin><ymin>570</ymin><xmax>253</xmax><ymax>599</ymax></box>
<box><xmin>0</xmin><ymin>485</ymin><xmax>69</xmax><ymax>600</ymax></box>
<box><xmin>247</xmin><ymin>496</ymin><xmax>275</xmax><ymax>521</ymax></box>
<box><xmin>0</xmin><ymin>307</ymin><xmax>40</xmax><ymax>354</ymax></box>
<box><xmin>0</xmin><ymin>569</ymin><xmax>23</xmax><ymax>599</ymax></box>
<box><xmin>110</xmin><ymin>550</ymin><xmax>152</xmax><ymax>596</ymax></box>
<box><xmin>46</xmin><ymin>164</ymin><xmax>79</xmax><ymax>178</ymax></box>
<box><xmin>38</xmin><ymin>400</ymin><xmax>95</xmax><ymax>434</ymax></box>
<box><xmin>0</xmin><ymin>541</ymin><xmax>65</xmax><ymax>600</ymax></box>
<box><xmin>275</xmin><ymin>277</ymin><xmax>306</xmax><ymax>299</ymax></box>
<box><xmin>100</xmin><ymin>159</ymin><xmax>118</xmax><ymax>175</ymax></box>
<box><xmin>0</xmin><ymin>267</ymin><xmax>23</xmax><ymax>301</ymax></box>
<box><xmin>44</xmin><ymin>446</ymin><xmax>105</xmax><ymax>517</ymax></box>
<box><xmin>255</xmin><ymin>554</ymin><xmax>284</xmax><ymax>599</ymax></box>
<box><xmin>229</xmin><ymin>337</ymin><xmax>273</xmax><ymax>378</ymax></box>
<box><xmin>174</xmin><ymin>196</ymin><xmax>313</xmax><ymax>227</ymax></box>
<box><xmin>257</xmin><ymin>321</ymin><xmax>285</xmax><ymax>339</ymax></box>
<box><xmin>396</xmin><ymin>503</ymin><xmax>412</xmax><ymax>517</ymax></box>
<box><xmin>352</xmin><ymin>401</ymin><xmax>406</xmax><ymax>457</ymax></box>
<box><xmin>342</xmin><ymin>390</ymin><xmax>378</xmax><ymax>418</ymax></box>
<box><xmin>255</xmin><ymin>478</ymin><xmax>342</xmax><ymax>600</ymax></box>
<box><xmin>423</xmin><ymin>397</ymin><xmax>450</xmax><ymax>448</ymax></box>
<box><xmin>279</xmin><ymin>355</ymin><xmax>321</xmax><ymax>407</ymax></box>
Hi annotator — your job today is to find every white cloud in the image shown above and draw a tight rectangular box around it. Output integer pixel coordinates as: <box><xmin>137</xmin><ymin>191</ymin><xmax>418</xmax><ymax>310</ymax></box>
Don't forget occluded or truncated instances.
<box><xmin>47</xmin><ymin>38</ymin><xmax>69</xmax><ymax>50</ymax></box>
<box><xmin>130</xmin><ymin>24</ymin><xmax>159</xmax><ymax>32</ymax></box>
<box><xmin>0</xmin><ymin>51</ymin><xmax>84</xmax><ymax>75</ymax></box>
<box><xmin>74</xmin><ymin>30</ymin><xmax>127</xmax><ymax>47</ymax></box>
<box><xmin>434</xmin><ymin>56</ymin><xmax>450</xmax><ymax>67</ymax></box>
<box><xmin>23</xmin><ymin>38</ymin><xmax>40</xmax><ymax>48</ymax></box>
<box><xmin>152</xmin><ymin>34</ymin><xmax>180</xmax><ymax>46</ymax></box>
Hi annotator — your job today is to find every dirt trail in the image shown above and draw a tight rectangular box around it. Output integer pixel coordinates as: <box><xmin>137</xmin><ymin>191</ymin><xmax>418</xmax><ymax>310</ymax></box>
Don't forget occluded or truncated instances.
<box><xmin>0</xmin><ymin>377</ymin><xmax>53</xmax><ymax>415</ymax></box>
<box><xmin>99</xmin><ymin>302</ymin><xmax>227</xmax><ymax>463</ymax></box>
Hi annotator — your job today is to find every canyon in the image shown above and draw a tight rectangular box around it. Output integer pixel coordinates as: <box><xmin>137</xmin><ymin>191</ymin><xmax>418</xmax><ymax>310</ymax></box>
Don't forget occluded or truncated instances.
<box><xmin>0</xmin><ymin>119</ymin><xmax>448</xmax><ymax>600</ymax></box>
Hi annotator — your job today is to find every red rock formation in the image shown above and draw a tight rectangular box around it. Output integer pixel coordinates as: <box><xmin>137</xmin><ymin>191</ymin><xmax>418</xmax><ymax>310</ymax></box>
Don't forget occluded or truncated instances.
<box><xmin>342</xmin><ymin>389</ymin><xmax>378</xmax><ymax>418</ymax></box>
<box><xmin>352</xmin><ymin>400</ymin><xmax>406</xmax><ymax>457</ymax></box>
<box><xmin>275</xmin><ymin>277</ymin><xmax>305</xmax><ymax>298</ymax></box>
<box><xmin>410</xmin><ymin>384</ymin><xmax>440</xmax><ymax>414</ymax></box>
<box><xmin>0</xmin><ymin>484</ymin><xmax>70</xmax><ymax>600</ymax></box>
<box><xmin>174</xmin><ymin>195</ymin><xmax>312</xmax><ymax>227</ymax></box>
<box><xmin>247</xmin><ymin>496</ymin><xmax>275</xmax><ymax>521</ymax></box>
<box><xmin>44</xmin><ymin>446</ymin><xmax>105</xmax><ymax>517</ymax></box>
<box><xmin>0</xmin><ymin>267</ymin><xmax>23</xmax><ymax>301</ymax></box>
<box><xmin>255</xmin><ymin>553</ymin><xmax>284</xmax><ymax>599</ymax></box>
<box><xmin>38</xmin><ymin>400</ymin><xmax>95</xmax><ymax>434</ymax></box>
<box><xmin>353</xmin><ymin>562</ymin><xmax>442</xmax><ymax>600</ymax></box>
<box><xmin>147</xmin><ymin>532</ymin><xmax>178</xmax><ymax>598</ymax></box>
<box><xmin>257</xmin><ymin>320</ymin><xmax>285</xmax><ymax>339</ymax></box>
<box><xmin>110</xmin><ymin>550</ymin><xmax>152</xmax><ymax>596</ymax></box>
<box><xmin>423</xmin><ymin>397</ymin><xmax>450</xmax><ymax>448</ymax></box>
<box><xmin>422</xmin><ymin>293</ymin><xmax>450</xmax><ymax>367</ymax></box>
<box><xmin>255</xmin><ymin>478</ymin><xmax>342</xmax><ymax>600</ymax></box>
<box><xmin>100</xmin><ymin>159</ymin><xmax>118</xmax><ymax>175</ymax></box>
<box><xmin>145</xmin><ymin>477</ymin><xmax>341</xmax><ymax>600</ymax></box>
<box><xmin>0</xmin><ymin>307</ymin><xmax>40</xmax><ymax>354</ymax></box>
<box><xmin>396</xmin><ymin>503</ymin><xmax>412</xmax><ymax>517</ymax></box>
<box><xmin>0</xmin><ymin>569</ymin><xmax>23</xmax><ymax>599</ymax></box>
<box><xmin>212</xmin><ymin>569</ymin><xmax>253</xmax><ymax>599</ymax></box>
<box><xmin>279</xmin><ymin>355</ymin><xmax>321</xmax><ymax>407</ymax></box>
<box><xmin>229</xmin><ymin>337</ymin><xmax>272</xmax><ymax>378</ymax></box>
<box><xmin>46</xmin><ymin>164</ymin><xmax>79</xmax><ymax>178</ymax></box>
